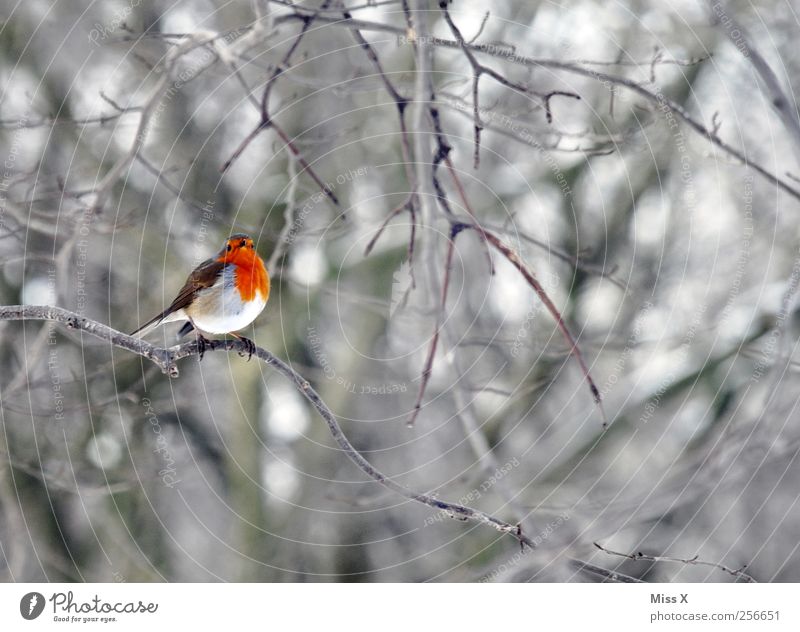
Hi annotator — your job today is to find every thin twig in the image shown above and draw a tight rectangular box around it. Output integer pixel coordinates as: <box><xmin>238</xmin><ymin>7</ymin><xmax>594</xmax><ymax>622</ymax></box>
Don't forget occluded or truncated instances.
<box><xmin>271</xmin><ymin>9</ymin><xmax>800</xmax><ymax>203</ymax></box>
<box><xmin>407</xmin><ymin>223</ymin><xmax>463</xmax><ymax>427</ymax></box>
<box><xmin>363</xmin><ymin>192</ymin><xmax>417</xmax><ymax>267</ymax></box>
<box><xmin>342</xmin><ymin>7</ymin><xmax>415</xmax><ymax>187</ymax></box>
<box><xmin>593</xmin><ymin>542</ymin><xmax>756</xmax><ymax>582</ymax></box>
<box><xmin>342</xmin><ymin>6</ymin><xmax>418</xmax><ymax>256</ymax></box>
<box><xmin>439</xmin><ymin>1</ymin><xmax>487</xmax><ymax>169</ymax></box>
<box><xmin>467</xmin><ymin>225</ymin><xmax>608</xmax><ymax>427</ymax></box>
<box><xmin>135</xmin><ymin>155</ymin><xmax>210</xmax><ymax>216</ymax></box>
<box><xmin>268</xmin><ymin>157</ymin><xmax>301</xmax><ymax>271</ymax></box>
<box><xmin>568</xmin><ymin>558</ymin><xmax>644</xmax><ymax>583</ymax></box>
<box><xmin>220</xmin><ymin>1</ymin><xmax>340</xmax><ymax>208</ymax></box>
<box><xmin>91</xmin><ymin>32</ymin><xmax>218</xmax><ymax>216</ymax></box>
<box><xmin>438</xmin><ymin>2</ymin><xmax>577</xmax><ymax>163</ymax></box>
<box><xmin>484</xmin><ymin>222</ymin><xmax>626</xmax><ymax>289</ymax></box>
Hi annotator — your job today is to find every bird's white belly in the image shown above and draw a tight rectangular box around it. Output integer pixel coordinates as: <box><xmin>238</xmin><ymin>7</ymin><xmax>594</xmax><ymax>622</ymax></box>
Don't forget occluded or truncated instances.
<box><xmin>188</xmin><ymin>285</ymin><xmax>266</xmax><ymax>334</ymax></box>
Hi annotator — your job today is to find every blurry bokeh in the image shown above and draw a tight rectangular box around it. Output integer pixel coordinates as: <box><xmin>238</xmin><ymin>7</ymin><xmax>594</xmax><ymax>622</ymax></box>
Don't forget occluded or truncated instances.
<box><xmin>2</xmin><ymin>0</ymin><xmax>800</xmax><ymax>582</ymax></box>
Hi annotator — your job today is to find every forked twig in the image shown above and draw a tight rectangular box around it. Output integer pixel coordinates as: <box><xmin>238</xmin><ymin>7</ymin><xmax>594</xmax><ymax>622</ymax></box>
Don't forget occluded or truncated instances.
<box><xmin>220</xmin><ymin>1</ymin><xmax>340</xmax><ymax>208</ymax></box>
<box><xmin>439</xmin><ymin>1</ymin><xmax>580</xmax><ymax>166</ymax></box>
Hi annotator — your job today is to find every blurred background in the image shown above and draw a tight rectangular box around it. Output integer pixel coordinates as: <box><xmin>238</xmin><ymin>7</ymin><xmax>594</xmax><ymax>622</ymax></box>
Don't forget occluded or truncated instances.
<box><xmin>2</xmin><ymin>0</ymin><xmax>800</xmax><ymax>582</ymax></box>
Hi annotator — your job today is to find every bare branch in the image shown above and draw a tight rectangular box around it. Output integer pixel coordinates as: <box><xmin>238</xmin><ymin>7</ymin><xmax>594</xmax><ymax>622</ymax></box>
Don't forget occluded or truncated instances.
<box><xmin>439</xmin><ymin>2</ymin><xmax>580</xmax><ymax>165</ymax></box>
<box><xmin>709</xmin><ymin>1</ymin><xmax>800</xmax><ymax>165</ymax></box>
<box><xmin>363</xmin><ymin>193</ymin><xmax>416</xmax><ymax>265</ymax></box>
<box><xmin>267</xmin><ymin>157</ymin><xmax>301</xmax><ymax>271</ymax></box>
<box><xmin>90</xmin><ymin>32</ymin><xmax>218</xmax><ymax>216</ymax></box>
<box><xmin>0</xmin><ymin>305</ymin><xmax>179</xmax><ymax>376</ymax></box>
<box><xmin>342</xmin><ymin>6</ymin><xmax>418</xmax><ymax>253</ymax></box>
<box><xmin>342</xmin><ymin>8</ymin><xmax>412</xmax><ymax>175</ymax></box>
<box><xmin>0</xmin><ymin>304</ymin><xmax>535</xmax><ymax>550</ymax></box>
<box><xmin>220</xmin><ymin>1</ymin><xmax>341</xmax><ymax>209</ymax></box>
<box><xmin>593</xmin><ymin>542</ymin><xmax>756</xmax><ymax>582</ymax></box>
<box><xmin>407</xmin><ymin>223</ymin><xmax>462</xmax><ymax>427</ymax></box>
<box><xmin>568</xmin><ymin>558</ymin><xmax>644</xmax><ymax>583</ymax></box>
<box><xmin>468</xmin><ymin>225</ymin><xmax>608</xmax><ymax>427</ymax></box>
<box><xmin>273</xmin><ymin>9</ymin><xmax>800</xmax><ymax>203</ymax></box>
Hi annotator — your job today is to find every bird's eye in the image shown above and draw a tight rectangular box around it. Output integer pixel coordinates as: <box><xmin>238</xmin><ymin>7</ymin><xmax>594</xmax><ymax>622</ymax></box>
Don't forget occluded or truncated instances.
<box><xmin>250</xmin><ymin>243</ymin><xmax>255</xmax><ymax>249</ymax></box>
<box><xmin>227</xmin><ymin>244</ymin><xmax>232</xmax><ymax>252</ymax></box>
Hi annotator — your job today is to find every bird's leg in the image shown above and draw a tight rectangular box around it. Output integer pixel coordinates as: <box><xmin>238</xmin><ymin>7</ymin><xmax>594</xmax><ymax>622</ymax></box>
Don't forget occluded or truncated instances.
<box><xmin>177</xmin><ymin>321</ymin><xmax>195</xmax><ymax>339</ymax></box>
<box><xmin>191</xmin><ymin>322</ymin><xmax>211</xmax><ymax>360</ymax></box>
<box><xmin>230</xmin><ymin>332</ymin><xmax>256</xmax><ymax>360</ymax></box>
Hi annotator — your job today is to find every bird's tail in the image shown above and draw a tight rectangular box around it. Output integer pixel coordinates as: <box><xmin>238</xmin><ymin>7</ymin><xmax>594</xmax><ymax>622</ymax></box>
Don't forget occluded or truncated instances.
<box><xmin>131</xmin><ymin>317</ymin><xmax>195</xmax><ymax>342</ymax></box>
<box><xmin>129</xmin><ymin>314</ymin><xmax>165</xmax><ymax>338</ymax></box>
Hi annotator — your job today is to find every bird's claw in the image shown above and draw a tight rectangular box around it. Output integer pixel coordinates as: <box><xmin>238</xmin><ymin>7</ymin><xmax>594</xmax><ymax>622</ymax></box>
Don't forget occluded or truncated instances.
<box><xmin>197</xmin><ymin>335</ymin><xmax>211</xmax><ymax>360</ymax></box>
<box><xmin>237</xmin><ymin>337</ymin><xmax>256</xmax><ymax>360</ymax></box>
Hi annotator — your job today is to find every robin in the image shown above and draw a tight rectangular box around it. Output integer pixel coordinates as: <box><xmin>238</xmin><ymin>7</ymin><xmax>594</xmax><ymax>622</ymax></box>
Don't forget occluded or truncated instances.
<box><xmin>130</xmin><ymin>233</ymin><xmax>269</xmax><ymax>359</ymax></box>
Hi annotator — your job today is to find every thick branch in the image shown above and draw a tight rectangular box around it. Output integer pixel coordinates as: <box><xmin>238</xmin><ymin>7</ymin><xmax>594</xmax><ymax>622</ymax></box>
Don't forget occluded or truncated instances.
<box><xmin>0</xmin><ymin>305</ymin><xmax>178</xmax><ymax>375</ymax></box>
<box><xmin>0</xmin><ymin>305</ymin><xmax>534</xmax><ymax>549</ymax></box>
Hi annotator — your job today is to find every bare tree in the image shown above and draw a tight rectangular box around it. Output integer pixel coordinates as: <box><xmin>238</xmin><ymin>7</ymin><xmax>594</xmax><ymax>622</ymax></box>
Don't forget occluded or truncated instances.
<box><xmin>2</xmin><ymin>0</ymin><xmax>800</xmax><ymax>582</ymax></box>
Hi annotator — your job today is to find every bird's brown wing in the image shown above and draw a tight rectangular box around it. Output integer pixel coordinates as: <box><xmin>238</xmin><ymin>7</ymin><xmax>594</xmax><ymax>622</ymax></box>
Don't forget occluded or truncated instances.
<box><xmin>130</xmin><ymin>258</ymin><xmax>225</xmax><ymax>336</ymax></box>
<box><xmin>165</xmin><ymin>257</ymin><xmax>225</xmax><ymax>314</ymax></box>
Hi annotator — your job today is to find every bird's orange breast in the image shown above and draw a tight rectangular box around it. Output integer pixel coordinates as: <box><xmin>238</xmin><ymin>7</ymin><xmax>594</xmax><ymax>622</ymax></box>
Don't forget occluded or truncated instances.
<box><xmin>225</xmin><ymin>250</ymin><xmax>269</xmax><ymax>303</ymax></box>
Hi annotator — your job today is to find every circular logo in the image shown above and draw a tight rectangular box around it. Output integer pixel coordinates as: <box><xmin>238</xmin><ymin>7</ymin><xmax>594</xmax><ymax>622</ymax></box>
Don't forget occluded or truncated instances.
<box><xmin>20</xmin><ymin>592</ymin><xmax>45</xmax><ymax>620</ymax></box>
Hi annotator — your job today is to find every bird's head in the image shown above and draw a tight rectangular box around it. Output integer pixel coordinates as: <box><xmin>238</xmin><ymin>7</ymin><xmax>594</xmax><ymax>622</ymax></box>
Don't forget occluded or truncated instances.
<box><xmin>218</xmin><ymin>234</ymin><xmax>257</xmax><ymax>263</ymax></box>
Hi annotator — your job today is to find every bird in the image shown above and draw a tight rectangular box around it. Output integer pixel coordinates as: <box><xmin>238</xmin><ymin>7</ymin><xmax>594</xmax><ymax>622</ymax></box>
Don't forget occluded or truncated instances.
<box><xmin>130</xmin><ymin>234</ymin><xmax>269</xmax><ymax>359</ymax></box>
